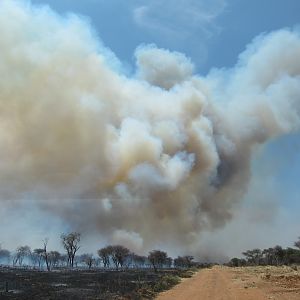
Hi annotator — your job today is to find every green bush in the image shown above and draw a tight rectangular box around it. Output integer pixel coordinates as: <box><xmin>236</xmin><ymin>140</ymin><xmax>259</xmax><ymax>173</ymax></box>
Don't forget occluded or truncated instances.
<box><xmin>153</xmin><ymin>275</ymin><xmax>180</xmax><ymax>292</ymax></box>
<box><xmin>176</xmin><ymin>268</ymin><xmax>198</xmax><ymax>278</ymax></box>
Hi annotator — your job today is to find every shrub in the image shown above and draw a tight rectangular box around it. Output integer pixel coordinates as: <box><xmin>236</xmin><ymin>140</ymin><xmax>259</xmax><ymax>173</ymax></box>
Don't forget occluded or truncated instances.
<box><xmin>153</xmin><ymin>275</ymin><xmax>180</xmax><ymax>292</ymax></box>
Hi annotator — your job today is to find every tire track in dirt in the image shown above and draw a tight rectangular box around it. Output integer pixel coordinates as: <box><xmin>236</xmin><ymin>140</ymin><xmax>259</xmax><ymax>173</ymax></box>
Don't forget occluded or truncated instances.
<box><xmin>156</xmin><ymin>266</ymin><xmax>270</xmax><ymax>300</ymax></box>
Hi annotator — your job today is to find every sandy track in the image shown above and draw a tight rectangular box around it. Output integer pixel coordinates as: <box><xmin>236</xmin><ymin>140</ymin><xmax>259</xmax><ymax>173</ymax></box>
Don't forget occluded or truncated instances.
<box><xmin>156</xmin><ymin>266</ymin><xmax>300</xmax><ymax>300</ymax></box>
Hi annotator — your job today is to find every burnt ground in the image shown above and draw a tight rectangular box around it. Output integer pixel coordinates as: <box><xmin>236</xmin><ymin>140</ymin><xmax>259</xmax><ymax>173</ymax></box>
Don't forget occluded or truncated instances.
<box><xmin>0</xmin><ymin>267</ymin><xmax>189</xmax><ymax>300</ymax></box>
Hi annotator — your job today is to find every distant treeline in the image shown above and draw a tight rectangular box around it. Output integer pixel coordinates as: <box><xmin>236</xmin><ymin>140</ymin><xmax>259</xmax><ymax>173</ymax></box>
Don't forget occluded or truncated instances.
<box><xmin>229</xmin><ymin>237</ymin><xmax>300</xmax><ymax>267</ymax></box>
<box><xmin>0</xmin><ymin>232</ymin><xmax>202</xmax><ymax>272</ymax></box>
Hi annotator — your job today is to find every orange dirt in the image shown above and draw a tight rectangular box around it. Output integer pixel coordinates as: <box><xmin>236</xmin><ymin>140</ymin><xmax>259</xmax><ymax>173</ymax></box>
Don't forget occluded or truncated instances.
<box><xmin>156</xmin><ymin>266</ymin><xmax>300</xmax><ymax>300</ymax></box>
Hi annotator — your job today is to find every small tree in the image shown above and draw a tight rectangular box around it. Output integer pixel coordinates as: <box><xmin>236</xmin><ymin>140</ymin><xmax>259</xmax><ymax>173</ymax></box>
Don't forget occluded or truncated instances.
<box><xmin>80</xmin><ymin>253</ymin><xmax>94</xmax><ymax>269</ymax></box>
<box><xmin>165</xmin><ymin>257</ymin><xmax>173</xmax><ymax>268</ymax></box>
<box><xmin>229</xmin><ymin>257</ymin><xmax>246</xmax><ymax>267</ymax></box>
<box><xmin>59</xmin><ymin>254</ymin><xmax>69</xmax><ymax>267</ymax></box>
<box><xmin>32</xmin><ymin>248</ymin><xmax>44</xmax><ymax>268</ymax></box>
<box><xmin>111</xmin><ymin>245</ymin><xmax>130</xmax><ymax>270</ymax></box>
<box><xmin>48</xmin><ymin>251</ymin><xmax>61</xmax><ymax>269</ymax></box>
<box><xmin>98</xmin><ymin>246</ymin><xmax>111</xmax><ymax>268</ymax></box>
<box><xmin>242</xmin><ymin>249</ymin><xmax>262</xmax><ymax>265</ymax></box>
<box><xmin>61</xmin><ymin>232</ymin><xmax>81</xmax><ymax>268</ymax></box>
<box><xmin>273</xmin><ymin>245</ymin><xmax>284</xmax><ymax>265</ymax></box>
<box><xmin>148</xmin><ymin>250</ymin><xmax>168</xmax><ymax>272</ymax></box>
<box><xmin>174</xmin><ymin>255</ymin><xmax>194</xmax><ymax>268</ymax></box>
<box><xmin>132</xmin><ymin>254</ymin><xmax>146</xmax><ymax>268</ymax></box>
<box><xmin>262</xmin><ymin>248</ymin><xmax>275</xmax><ymax>265</ymax></box>
<box><xmin>14</xmin><ymin>246</ymin><xmax>31</xmax><ymax>266</ymax></box>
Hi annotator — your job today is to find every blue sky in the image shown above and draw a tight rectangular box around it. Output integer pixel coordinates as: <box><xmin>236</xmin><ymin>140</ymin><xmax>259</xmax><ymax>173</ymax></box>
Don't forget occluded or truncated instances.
<box><xmin>31</xmin><ymin>0</ymin><xmax>300</xmax><ymax>73</ymax></box>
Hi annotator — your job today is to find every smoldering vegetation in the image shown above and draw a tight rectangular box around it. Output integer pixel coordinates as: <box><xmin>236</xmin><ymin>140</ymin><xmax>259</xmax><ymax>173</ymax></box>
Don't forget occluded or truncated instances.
<box><xmin>0</xmin><ymin>0</ymin><xmax>300</xmax><ymax>256</ymax></box>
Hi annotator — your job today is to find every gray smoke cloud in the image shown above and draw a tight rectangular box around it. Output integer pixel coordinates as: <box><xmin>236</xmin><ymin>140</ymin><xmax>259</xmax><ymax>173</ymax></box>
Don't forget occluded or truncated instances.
<box><xmin>0</xmin><ymin>1</ymin><xmax>300</xmax><ymax>255</ymax></box>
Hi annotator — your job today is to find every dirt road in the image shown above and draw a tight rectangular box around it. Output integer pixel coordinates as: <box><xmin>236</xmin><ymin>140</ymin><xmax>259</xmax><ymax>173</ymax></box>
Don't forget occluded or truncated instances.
<box><xmin>156</xmin><ymin>266</ymin><xmax>300</xmax><ymax>300</ymax></box>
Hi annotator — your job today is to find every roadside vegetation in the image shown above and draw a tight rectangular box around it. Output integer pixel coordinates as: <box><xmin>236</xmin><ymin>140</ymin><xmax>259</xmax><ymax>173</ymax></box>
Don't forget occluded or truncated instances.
<box><xmin>228</xmin><ymin>237</ymin><xmax>300</xmax><ymax>267</ymax></box>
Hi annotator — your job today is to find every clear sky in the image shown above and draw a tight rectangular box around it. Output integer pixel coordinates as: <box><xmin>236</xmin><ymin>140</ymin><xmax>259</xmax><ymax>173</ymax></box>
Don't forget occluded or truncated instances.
<box><xmin>0</xmin><ymin>0</ymin><xmax>298</xmax><ymax>256</ymax></box>
<box><xmin>31</xmin><ymin>0</ymin><xmax>300</xmax><ymax>73</ymax></box>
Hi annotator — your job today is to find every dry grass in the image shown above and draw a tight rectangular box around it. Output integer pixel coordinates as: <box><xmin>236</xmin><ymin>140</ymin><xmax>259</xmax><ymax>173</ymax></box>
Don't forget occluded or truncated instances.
<box><xmin>233</xmin><ymin>266</ymin><xmax>300</xmax><ymax>290</ymax></box>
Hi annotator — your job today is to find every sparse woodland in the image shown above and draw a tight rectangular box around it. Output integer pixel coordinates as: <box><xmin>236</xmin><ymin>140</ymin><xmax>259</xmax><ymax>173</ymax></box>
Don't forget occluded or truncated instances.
<box><xmin>0</xmin><ymin>234</ymin><xmax>299</xmax><ymax>299</ymax></box>
<box><xmin>1</xmin><ymin>233</ymin><xmax>300</xmax><ymax>271</ymax></box>
<box><xmin>0</xmin><ymin>232</ymin><xmax>200</xmax><ymax>271</ymax></box>
<box><xmin>0</xmin><ymin>232</ymin><xmax>202</xmax><ymax>299</ymax></box>
<box><xmin>228</xmin><ymin>237</ymin><xmax>300</xmax><ymax>267</ymax></box>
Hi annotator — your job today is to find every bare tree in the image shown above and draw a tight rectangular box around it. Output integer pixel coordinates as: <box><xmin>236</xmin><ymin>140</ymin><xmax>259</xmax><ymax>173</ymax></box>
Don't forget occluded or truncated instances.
<box><xmin>61</xmin><ymin>232</ymin><xmax>81</xmax><ymax>268</ymax></box>
<box><xmin>43</xmin><ymin>238</ymin><xmax>51</xmax><ymax>271</ymax></box>
<box><xmin>148</xmin><ymin>250</ymin><xmax>168</xmax><ymax>272</ymax></box>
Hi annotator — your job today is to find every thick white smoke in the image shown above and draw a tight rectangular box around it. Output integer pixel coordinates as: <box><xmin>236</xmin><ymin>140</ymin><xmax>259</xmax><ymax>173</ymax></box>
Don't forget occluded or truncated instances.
<box><xmin>0</xmin><ymin>1</ymin><xmax>300</xmax><ymax>255</ymax></box>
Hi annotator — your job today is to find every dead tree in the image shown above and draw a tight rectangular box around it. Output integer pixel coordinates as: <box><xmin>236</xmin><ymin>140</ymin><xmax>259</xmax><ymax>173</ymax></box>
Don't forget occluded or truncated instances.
<box><xmin>43</xmin><ymin>238</ymin><xmax>51</xmax><ymax>271</ymax></box>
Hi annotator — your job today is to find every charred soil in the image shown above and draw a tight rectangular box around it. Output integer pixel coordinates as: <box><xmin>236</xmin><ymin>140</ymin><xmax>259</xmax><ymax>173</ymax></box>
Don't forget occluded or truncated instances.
<box><xmin>0</xmin><ymin>267</ymin><xmax>195</xmax><ymax>300</ymax></box>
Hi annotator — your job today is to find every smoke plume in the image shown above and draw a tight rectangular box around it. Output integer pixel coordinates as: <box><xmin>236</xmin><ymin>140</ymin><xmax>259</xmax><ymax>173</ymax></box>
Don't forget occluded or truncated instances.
<box><xmin>0</xmin><ymin>1</ymin><xmax>300</xmax><ymax>255</ymax></box>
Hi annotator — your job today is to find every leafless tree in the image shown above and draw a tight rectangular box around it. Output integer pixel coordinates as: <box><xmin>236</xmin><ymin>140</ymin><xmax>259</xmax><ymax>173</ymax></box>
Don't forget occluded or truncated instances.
<box><xmin>61</xmin><ymin>232</ymin><xmax>81</xmax><ymax>268</ymax></box>
<box><xmin>42</xmin><ymin>238</ymin><xmax>51</xmax><ymax>271</ymax></box>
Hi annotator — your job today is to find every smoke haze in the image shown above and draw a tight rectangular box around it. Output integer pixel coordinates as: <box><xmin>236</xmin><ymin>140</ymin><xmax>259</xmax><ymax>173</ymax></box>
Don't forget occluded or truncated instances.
<box><xmin>0</xmin><ymin>1</ymin><xmax>300</xmax><ymax>257</ymax></box>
